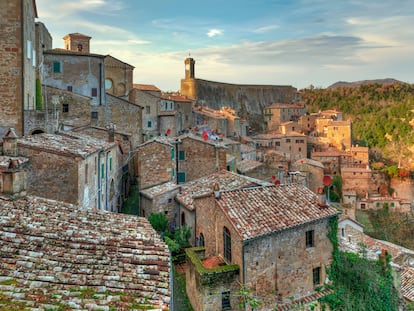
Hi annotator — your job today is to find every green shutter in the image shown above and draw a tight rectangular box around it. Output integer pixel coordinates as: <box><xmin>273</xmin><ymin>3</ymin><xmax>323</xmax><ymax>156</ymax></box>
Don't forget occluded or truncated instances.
<box><xmin>177</xmin><ymin>172</ymin><xmax>186</xmax><ymax>183</ymax></box>
<box><xmin>179</xmin><ymin>150</ymin><xmax>185</xmax><ymax>160</ymax></box>
<box><xmin>53</xmin><ymin>61</ymin><xmax>60</xmax><ymax>73</ymax></box>
<box><xmin>101</xmin><ymin>163</ymin><xmax>105</xmax><ymax>178</ymax></box>
<box><xmin>171</xmin><ymin>148</ymin><xmax>175</xmax><ymax>160</ymax></box>
<box><xmin>109</xmin><ymin>157</ymin><xmax>112</xmax><ymax>171</ymax></box>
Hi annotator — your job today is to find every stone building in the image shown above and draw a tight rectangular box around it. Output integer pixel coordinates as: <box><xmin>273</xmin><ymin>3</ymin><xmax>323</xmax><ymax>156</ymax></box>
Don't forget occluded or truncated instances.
<box><xmin>174</xmin><ymin>133</ymin><xmax>227</xmax><ymax>183</ymax></box>
<box><xmin>311</xmin><ymin>150</ymin><xmax>346</xmax><ymax>176</ymax></box>
<box><xmin>104</xmin><ymin>55</ymin><xmax>134</xmax><ymax>97</ymax></box>
<box><xmin>131</xmin><ymin>84</ymin><xmax>161</xmax><ymax>140</ymax></box>
<box><xmin>43</xmin><ymin>48</ymin><xmax>106</xmax><ymax>107</ymax></box>
<box><xmin>0</xmin><ymin>0</ymin><xmax>38</xmax><ymax>136</ymax></box>
<box><xmin>0</xmin><ymin>194</ymin><xmax>170</xmax><ymax>310</ymax></box>
<box><xmin>175</xmin><ymin>170</ymin><xmax>271</xmax><ymax>244</ymax></box>
<box><xmin>356</xmin><ymin>193</ymin><xmax>411</xmax><ymax>213</ymax></box>
<box><xmin>159</xmin><ymin>92</ymin><xmax>195</xmax><ymax>136</ymax></box>
<box><xmin>264</xmin><ymin>102</ymin><xmax>306</xmax><ymax>132</ymax></box>
<box><xmin>135</xmin><ymin>136</ymin><xmax>174</xmax><ymax>191</ymax></box>
<box><xmin>25</xmin><ymin>85</ymin><xmax>92</xmax><ymax>134</ymax></box>
<box><xmin>186</xmin><ymin>184</ymin><xmax>339</xmax><ymax>311</ymax></box>
<box><xmin>341</xmin><ymin>167</ymin><xmax>380</xmax><ymax>198</ymax></box>
<box><xmin>291</xmin><ymin>158</ymin><xmax>325</xmax><ymax>194</ymax></box>
<box><xmin>315</xmin><ymin>119</ymin><xmax>352</xmax><ymax>151</ymax></box>
<box><xmin>17</xmin><ymin>132</ymin><xmax>121</xmax><ymax>211</ymax></box>
<box><xmin>180</xmin><ymin>57</ymin><xmax>197</xmax><ymax>99</ymax></box>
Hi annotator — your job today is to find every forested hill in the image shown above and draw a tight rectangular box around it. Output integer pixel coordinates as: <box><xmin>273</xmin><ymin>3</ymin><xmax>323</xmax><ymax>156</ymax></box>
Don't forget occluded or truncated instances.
<box><xmin>302</xmin><ymin>82</ymin><xmax>414</xmax><ymax>166</ymax></box>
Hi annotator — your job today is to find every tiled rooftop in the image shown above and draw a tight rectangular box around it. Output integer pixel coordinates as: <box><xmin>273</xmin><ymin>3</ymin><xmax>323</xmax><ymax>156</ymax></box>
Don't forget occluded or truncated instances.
<box><xmin>0</xmin><ymin>156</ymin><xmax>29</xmax><ymax>170</ymax></box>
<box><xmin>401</xmin><ymin>267</ymin><xmax>414</xmax><ymax>302</ymax></box>
<box><xmin>217</xmin><ymin>184</ymin><xmax>339</xmax><ymax>241</ymax></box>
<box><xmin>140</xmin><ymin>181</ymin><xmax>180</xmax><ymax>200</ymax></box>
<box><xmin>17</xmin><ymin>132</ymin><xmax>116</xmax><ymax>159</ymax></box>
<box><xmin>176</xmin><ymin>170</ymin><xmax>272</xmax><ymax>211</ymax></box>
<box><xmin>265</xmin><ymin>102</ymin><xmax>305</xmax><ymax>109</ymax></box>
<box><xmin>236</xmin><ymin>159</ymin><xmax>263</xmax><ymax>173</ymax></box>
<box><xmin>0</xmin><ymin>195</ymin><xmax>170</xmax><ymax>310</ymax></box>
<box><xmin>293</xmin><ymin>158</ymin><xmax>324</xmax><ymax>169</ymax></box>
<box><xmin>133</xmin><ymin>84</ymin><xmax>161</xmax><ymax>92</ymax></box>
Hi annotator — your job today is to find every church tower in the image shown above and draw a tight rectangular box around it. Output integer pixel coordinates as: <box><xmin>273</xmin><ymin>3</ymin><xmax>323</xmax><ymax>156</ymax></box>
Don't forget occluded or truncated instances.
<box><xmin>63</xmin><ymin>33</ymin><xmax>91</xmax><ymax>53</ymax></box>
<box><xmin>180</xmin><ymin>57</ymin><xmax>196</xmax><ymax>99</ymax></box>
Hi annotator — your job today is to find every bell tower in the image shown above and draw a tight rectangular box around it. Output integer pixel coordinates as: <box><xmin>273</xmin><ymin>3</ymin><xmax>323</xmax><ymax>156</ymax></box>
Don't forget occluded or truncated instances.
<box><xmin>180</xmin><ymin>56</ymin><xmax>196</xmax><ymax>99</ymax></box>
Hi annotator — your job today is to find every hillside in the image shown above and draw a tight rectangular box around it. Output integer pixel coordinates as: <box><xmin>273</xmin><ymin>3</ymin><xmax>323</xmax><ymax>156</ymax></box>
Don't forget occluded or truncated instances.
<box><xmin>302</xmin><ymin>82</ymin><xmax>414</xmax><ymax>168</ymax></box>
<box><xmin>328</xmin><ymin>78</ymin><xmax>404</xmax><ymax>89</ymax></box>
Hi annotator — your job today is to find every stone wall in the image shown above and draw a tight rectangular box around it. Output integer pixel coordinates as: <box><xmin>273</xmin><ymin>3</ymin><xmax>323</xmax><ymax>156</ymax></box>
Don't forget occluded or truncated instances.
<box><xmin>24</xmin><ymin>85</ymin><xmax>91</xmax><ymax>134</ymax></box>
<box><xmin>136</xmin><ymin>141</ymin><xmax>173</xmax><ymax>189</ymax></box>
<box><xmin>178</xmin><ymin>137</ymin><xmax>227</xmax><ymax>183</ymax></box>
<box><xmin>43</xmin><ymin>51</ymin><xmax>105</xmax><ymax>107</ymax></box>
<box><xmin>104</xmin><ymin>55</ymin><xmax>133</xmax><ymax>97</ymax></box>
<box><xmin>17</xmin><ymin>147</ymin><xmax>80</xmax><ymax>204</ymax></box>
<box><xmin>0</xmin><ymin>0</ymin><xmax>36</xmax><ymax>135</ymax></box>
<box><xmin>244</xmin><ymin>219</ymin><xmax>332</xmax><ymax>305</ymax></box>
<box><xmin>195</xmin><ymin>79</ymin><xmax>298</xmax><ymax>130</ymax></box>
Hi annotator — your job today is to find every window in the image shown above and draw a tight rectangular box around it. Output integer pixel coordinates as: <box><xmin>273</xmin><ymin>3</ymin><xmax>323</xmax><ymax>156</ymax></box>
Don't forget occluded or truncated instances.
<box><xmin>77</xmin><ymin>44</ymin><xmax>83</xmax><ymax>52</ymax></box>
<box><xmin>67</xmin><ymin>85</ymin><xmax>73</xmax><ymax>92</ymax></box>
<box><xmin>27</xmin><ymin>40</ymin><xmax>32</xmax><ymax>59</ymax></box>
<box><xmin>313</xmin><ymin>267</ymin><xmax>321</xmax><ymax>286</ymax></box>
<box><xmin>85</xmin><ymin>164</ymin><xmax>88</xmax><ymax>184</ymax></box>
<box><xmin>199</xmin><ymin>233</ymin><xmax>205</xmax><ymax>247</ymax></box>
<box><xmin>91</xmin><ymin>88</ymin><xmax>98</xmax><ymax>97</ymax></box>
<box><xmin>341</xmin><ymin>228</ymin><xmax>345</xmax><ymax>237</ymax></box>
<box><xmin>179</xmin><ymin>150</ymin><xmax>185</xmax><ymax>160</ymax></box>
<box><xmin>306</xmin><ymin>230</ymin><xmax>314</xmax><ymax>248</ymax></box>
<box><xmin>62</xmin><ymin>103</ymin><xmax>69</xmax><ymax>113</ymax></box>
<box><xmin>53</xmin><ymin>61</ymin><xmax>61</xmax><ymax>73</ymax></box>
<box><xmin>171</xmin><ymin>148</ymin><xmax>175</xmax><ymax>160</ymax></box>
<box><xmin>109</xmin><ymin>157</ymin><xmax>112</xmax><ymax>171</ymax></box>
<box><xmin>101</xmin><ymin>163</ymin><xmax>105</xmax><ymax>179</ymax></box>
<box><xmin>177</xmin><ymin>172</ymin><xmax>186</xmax><ymax>183</ymax></box>
<box><xmin>223</xmin><ymin>227</ymin><xmax>232</xmax><ymax>262</ymax></box>
<box><xmin>32</xmin><ymin>50</ymin><xmax>36</xmax><ymax>67</ymax></box>
<box><xmin>91</xmin><ymin>111</ymin><xmax>98</xmax><ymax>119</ymax></box>
<box><xmin>361</xmin><ymin>203</ymin><xmax>366</xmax><ymax>209</ymax></box>
<box><xmin>222</xmin><ymin>291</ymin><xmax>231</xmax><ymax>310</ymax></box>
<box><xmin>147</xmin><ymin>120</ymin><xmax>152</xmax><ymax>128</ymax></box>
<box><xmin>181</xmin><ymin>212</ymin><xmax>186</xmax><ymax>226</ymax></box>
<box><xmin>146</xmin><ymin>106</ymin><xmax>150</xmax><ymax>114</ymax></box>
<box><xmin>286</xmin><ymin>139</ymin><xmax>291</xmax><ymax>143</ymax></box>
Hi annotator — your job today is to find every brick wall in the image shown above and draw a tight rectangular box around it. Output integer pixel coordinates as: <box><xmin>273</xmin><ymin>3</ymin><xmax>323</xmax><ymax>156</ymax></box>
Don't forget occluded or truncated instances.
<box><xmin>0</xmin><ymin>0</ymin><xmax>36</xmax><ymax>134</ymax></box>
<box><xmin>131</xmin><ymin>88</ymin><xmax>160</xmax><ymax>139</ymax></box>
<box><xmin>178</xmin><ymin>137</ymin><xmax>226</xmax><ymax>183</ymax></box>
<box><xmin>104</xmin><ymin>56</ymin><xmax>133</xmax><ymax>97</ymax></box>
<box><xmin>18</xmin><ymin>147</ymin><xmax>80</xmax><ymax>204</ymax></box>
<box><xmin>136</xmin><ymin>141</ymin><xmax>173</xmax><ymax>189</ymax></box>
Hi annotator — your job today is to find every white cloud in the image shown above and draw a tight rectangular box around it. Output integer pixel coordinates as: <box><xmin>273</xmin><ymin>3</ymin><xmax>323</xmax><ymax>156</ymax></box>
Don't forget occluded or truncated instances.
<box><xmin>207</xmin><ymin>29</ymin><xmax>223</xmax><ymax>38</ymax></box>
<box><xmin>253</xmin><ymin>24</ymin><xmax>279</xmax><ymax>33</ymax></box>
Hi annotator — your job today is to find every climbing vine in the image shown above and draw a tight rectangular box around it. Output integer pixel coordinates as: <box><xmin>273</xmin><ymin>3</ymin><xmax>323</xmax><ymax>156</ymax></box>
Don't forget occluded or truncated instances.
<box><xmin>321</xmin><ymin>216</ymin><xmax>399</xmax><ymax>310</ymax></box>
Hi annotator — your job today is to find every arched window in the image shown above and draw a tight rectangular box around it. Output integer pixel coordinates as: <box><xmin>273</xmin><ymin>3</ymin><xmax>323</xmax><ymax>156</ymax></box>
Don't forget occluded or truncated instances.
<box><xmin>199</xmin><ymin>233</ymin><xmax>205</xmax><ymax>247</ymax></box>
<box><xmin>181</xmin><ymin>212</ymin><xmax>186</xmax><ymax>226</ymax></box>
<box><xmin>223</xmin><ymin>227</ymin><xmax>231</xmax><ymax>262</ymax></box>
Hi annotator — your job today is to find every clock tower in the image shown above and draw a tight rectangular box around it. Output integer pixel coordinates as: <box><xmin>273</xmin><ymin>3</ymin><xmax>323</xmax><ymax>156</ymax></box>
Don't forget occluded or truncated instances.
<box><xmin>181</xmin><ymin>57</ymin><xmax>197</xmax><ymax>99</ymax></box>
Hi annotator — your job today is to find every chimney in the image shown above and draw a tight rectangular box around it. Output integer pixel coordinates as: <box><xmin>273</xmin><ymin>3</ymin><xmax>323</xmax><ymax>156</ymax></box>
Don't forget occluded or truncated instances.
<box><xmin>108</xmin><ymin>124</ymin><xmax>115</xmax><ymax>142</ymax></box>
<box><xmin>2</xmin><ymin>159</ymin><xmax>27</xmax><ymax>198</ymax></box>
<box><xmin>213</xmin><ymin>182</ymin><xmax>220</xmax><ymax>199</ymax></box>
<box><xmin>3</xmin><ymin>128</ymin><xmax>19</xmax><ymax>157</ymax></box>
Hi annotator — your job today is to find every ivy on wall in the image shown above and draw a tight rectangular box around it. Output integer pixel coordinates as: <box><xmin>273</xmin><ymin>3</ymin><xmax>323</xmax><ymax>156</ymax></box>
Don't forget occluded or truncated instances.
<box><xmin>35</xmin><ymin>79</ymin><xmax>42</xmax><ymax>110</ymax></box>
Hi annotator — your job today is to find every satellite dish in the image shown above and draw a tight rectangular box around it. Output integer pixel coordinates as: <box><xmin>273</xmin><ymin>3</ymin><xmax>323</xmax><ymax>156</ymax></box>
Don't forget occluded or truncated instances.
<box><xmin>323</xmin><ymin>175</ymin><xmax>332</xmax><ymax>186</ymax></box>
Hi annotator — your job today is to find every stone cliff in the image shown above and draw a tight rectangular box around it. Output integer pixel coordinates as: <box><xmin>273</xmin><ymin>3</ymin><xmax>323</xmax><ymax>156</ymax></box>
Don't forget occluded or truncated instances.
<box><xmin>194</xmin><ymin>79</ymin><xmax>298</xmax><ymax>130</ymax></box>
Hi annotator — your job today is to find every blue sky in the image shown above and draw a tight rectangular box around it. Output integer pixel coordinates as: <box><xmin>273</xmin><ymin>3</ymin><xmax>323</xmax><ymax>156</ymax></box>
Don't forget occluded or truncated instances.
<box><xmin>35</xmin><ymin>0</ymin><xmax>414</xmax><ymax>91</ymax></box>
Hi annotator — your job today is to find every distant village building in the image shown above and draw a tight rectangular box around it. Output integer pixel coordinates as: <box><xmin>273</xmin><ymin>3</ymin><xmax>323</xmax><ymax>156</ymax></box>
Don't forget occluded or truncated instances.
<box><xmin>186</xmin><ymin>184</ymin><xmax>339</xmax><ymax>311</ymax></box>
<box><xmin>17</xmin><ymin>132</ymin><xmax>121</xmax><ymax>211</ymax></box>
<box><xmin>132</xmin><ymin>84</ymin><xmax>161</xmax><ymax>140</ymax></box>
<box><xmin>291</xmin><ymin>158</ymin><xmax>325</xmax><ymax>194</ymax></box>
<box><xmin>264</xmin><ymin>102</ymin><xmax>306</xmax><ymax>132</ymax></box>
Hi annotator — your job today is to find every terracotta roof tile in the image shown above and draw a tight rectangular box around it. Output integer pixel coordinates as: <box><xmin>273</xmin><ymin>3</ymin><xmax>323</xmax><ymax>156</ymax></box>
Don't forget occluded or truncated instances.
<box><xmin>0</xmin><ymin>195</ymin><xmax>170</xmax><ymax>310</ymax></box>
<box><xmin>17</xmin><ymin>132</ymin><xmax>116</xmax><ymax>159</ymax></box>
<box><xmin>176</xmin><ymin>170</ymin><xmax>272</xmax><ymax>211</ymax></box>
<box><xmin>133</xmin><ymin>84</ymin><xmax>161</xmax><ymax>91</ymax></box>
<box><xmin>401</xmin><ymin>266</ymin><xmax>414</xmax><ymax>302</ymax></box>
<box><xmin>217</xmin><ymin>184</ymin><xmax>339</xmax><ymax>241</ymax></box>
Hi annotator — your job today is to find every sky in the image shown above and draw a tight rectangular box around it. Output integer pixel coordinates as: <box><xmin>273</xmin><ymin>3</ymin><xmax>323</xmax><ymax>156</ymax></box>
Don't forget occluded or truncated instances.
<box><xmin>35</xmin><ymin>0</ymin><xmax>414</xmax><ymax>92</ymax></box>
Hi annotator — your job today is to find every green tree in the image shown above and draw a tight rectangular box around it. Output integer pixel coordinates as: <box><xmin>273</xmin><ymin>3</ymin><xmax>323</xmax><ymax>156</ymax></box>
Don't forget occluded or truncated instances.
<box><xmin>148</xmin><ymin>212</ymin><xmax>168</xmax><ymax>233</ymax></box>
